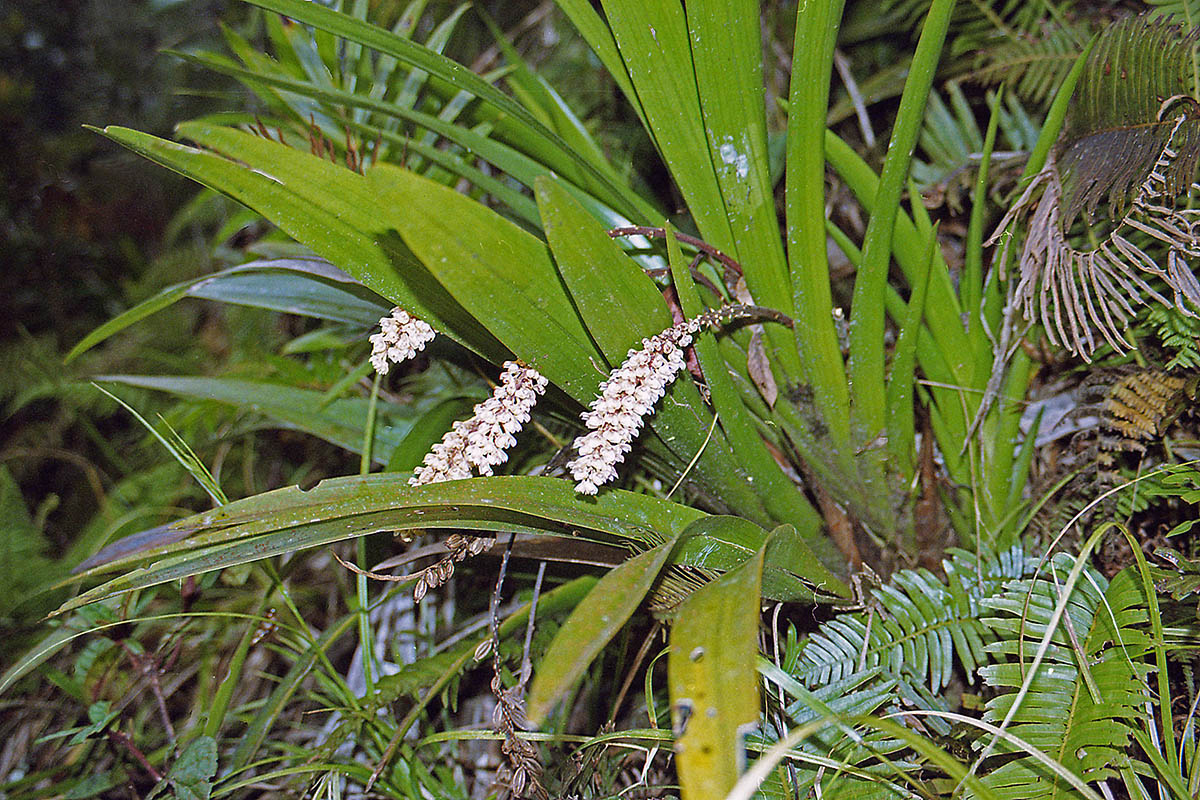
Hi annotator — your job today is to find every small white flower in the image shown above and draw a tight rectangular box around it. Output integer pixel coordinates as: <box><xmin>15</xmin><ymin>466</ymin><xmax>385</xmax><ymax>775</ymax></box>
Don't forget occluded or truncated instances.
<box><xmin>369</xmin><ymin>307</ymin><xmax>436</xmax><ymax>375</ymax></box>
<box><xmin>410</xmin><ymin>361</ymin><xmax>548</xmax><ymax>486</ymax></box>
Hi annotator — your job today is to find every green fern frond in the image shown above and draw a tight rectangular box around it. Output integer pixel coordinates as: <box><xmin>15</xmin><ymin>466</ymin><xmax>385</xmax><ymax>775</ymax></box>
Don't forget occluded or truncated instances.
<box><xmin>967</xmin><ymin>24</ymin><xmax>1089</xmax><ymax>105</ymax></box>
<box><xmin>791</xmin><ymin>546</ymin><xmax>1033</xmax><ymax>694</ymax></box>
<box><xmin>759</xmin><ymin>664</ymin><xmax>936</xmax><ymax>799</ymax></box>
<box><xmin>975</xmin><ymin>557</ymin><xmax>1153</xmax><ymax>798</ymax></box>
<box><xmin>1146</xmin><ymin>0</ymin><xmax>1200</xmax><ymax>36</ymax></box>
<box><xmin>913</xmin><ymin>85</ymin><xmax>1038</xmax><ymax>210</ymax></box>
<box><xmin>1146</xmin><ymin>306</ymin><xmax>1200</xmax><ymax>368</ymax></box>
<box><xmin>1110</xmin><ymin>462</ymin><xmax>1200</xmax><ymax>519</ymax></box>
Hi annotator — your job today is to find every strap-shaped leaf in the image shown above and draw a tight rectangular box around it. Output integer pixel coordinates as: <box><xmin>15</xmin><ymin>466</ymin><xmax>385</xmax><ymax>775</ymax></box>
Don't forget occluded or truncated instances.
<box><xmin>93</xmin><ymin>375</ymin><xmax>415</xmax><ymax>463</ymax></box>
<box><xmin>98</xmin><ymin>124</ymin><xmax>509</xmax><ymax>364</ymax></box>
<box><xmin>363</xmin><ymin>163</ymin><xmax>605</xmax><ymax>401</ymax></box>
<box><xmin>599</xmin><ymin>0</ymin><xmax>735</xmax><ymax>255</ymax></box>
<box><xmin>668</xmin><ymin>527</ymin><xmax>767</xmax><ymax>800</ymax></box>
<box><xmin>58</xmin><ymin>477</ymin><xmax>813</xmax><ymax>618</ymax></box>
<box><xmin>527</xmin><ymin>536</ymin><xmax>680</xmax><ymax>726</ymax></box>
<box><xmin>686</xmin><ymin>0</ymin><xmax>797</xmax><ymax>385</ymax></box>
<box><xmin>67</xmin><ymin>258</ymin><xmax>389</xmax><ymax>361</ymax></box>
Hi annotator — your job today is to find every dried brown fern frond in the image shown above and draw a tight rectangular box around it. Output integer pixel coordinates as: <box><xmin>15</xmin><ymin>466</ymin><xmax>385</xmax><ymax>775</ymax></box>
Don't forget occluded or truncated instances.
<box><xmin>989</xmin><ymin>17</ymin><xmax>1200</xmax><ymax>361</ymax></box>
<box><xmin>1077</xmin><ymin>366</ymin><xmax>1196</xmax><ymax>456</ymax></box>
<box><xmin>1032</xmin><ymin>366</ymin><xmax>1198</xmax><ymax>539</ymax></box>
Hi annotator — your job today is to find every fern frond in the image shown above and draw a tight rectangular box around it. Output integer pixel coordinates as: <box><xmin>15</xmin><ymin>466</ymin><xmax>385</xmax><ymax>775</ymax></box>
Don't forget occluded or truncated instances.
<box><xmin>1146</xmin><ymin>306</ymin><xmax>1200</xmax><ymax>368</ymax></box>
<box><xmin>791</xmin><ymin>546</ymin><xmax>1032</xmax><ymax>694</ymax></box>
<box><xmin>988</xmin><ymin>17</ymin><xmax>1200</xmax><ymax>360</ymax></box>
<box><xmin>1146</xmin><ymin>0</ymin><xmax>1200</xmax><ymax>36</ymax></box>
<box><xmin>913</xmin><ymin>86</ymin><xmax>1038</xmax><ymax>211</ymax></box>
<box><xmin>967</xmin><ymin>24</ymin><xmax>1089</xmax><ymax>106</ymax></box>
<box><xmin>757</xmin><ymin>664</ymin><xmax>918</xmax><ymax>798</ymax></box>
<box><xmin>975</xmin><ymin>558</ymin><xmax>1153</xmax><ymax>798</ymax></box>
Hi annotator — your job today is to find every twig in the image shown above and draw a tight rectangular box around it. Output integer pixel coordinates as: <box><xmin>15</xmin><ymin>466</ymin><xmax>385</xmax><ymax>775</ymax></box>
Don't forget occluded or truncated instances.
<box><xmin>961</xmin><ymin>271</ymin><xmax>1033</xmax><ymax>454</ymax></box>
<box><xmin>833</xmin><ymin>50</ymin><xmax>876</xmax><ymax>148</ymax></box>
<box><xmin>331</xmin><ymin>548</ymin><xmax>416</xmax><ymax>582</ymax></box>
<box><xmin>608</xmin><ymin>226</ymin><xmax>745</xmax><ymax>288</ymax></box>
<box><xmin>108</xmin><ymin>730</ymin><xmax>162</xmax><ymax>783</ymax></box>
<box><xmin>606</xmin><ymin>623</ymin><xmax>662</xmax><ymax>727</ymax></box>
<box><xmin>519</xmin><ymin>563</ymin><xmax>546</xmax><ymax>691</ymax></box>
<box><xmin>489</xmin><ymin>534</ymin><xmax>548</xmax><ymax>800</ymax></box>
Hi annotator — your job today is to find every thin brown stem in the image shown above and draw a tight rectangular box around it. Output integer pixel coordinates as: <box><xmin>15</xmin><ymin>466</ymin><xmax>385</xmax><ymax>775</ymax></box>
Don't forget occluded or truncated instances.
<box><xmin>608</xmin><ymin>225</ymin><xmax>745</xmax><ymax>287</ymax></box>
<box><xmin>108</xmin><ymin>730</ymin><xmax>162</xmax><ymax>783</ymax></box>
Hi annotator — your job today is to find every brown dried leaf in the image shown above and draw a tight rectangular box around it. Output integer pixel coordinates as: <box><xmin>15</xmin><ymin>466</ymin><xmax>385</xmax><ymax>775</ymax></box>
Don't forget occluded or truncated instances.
<box><xmin>747</xmin><ymin>328</ymin><xmax>778</xmax><ymax>409</ymax></box>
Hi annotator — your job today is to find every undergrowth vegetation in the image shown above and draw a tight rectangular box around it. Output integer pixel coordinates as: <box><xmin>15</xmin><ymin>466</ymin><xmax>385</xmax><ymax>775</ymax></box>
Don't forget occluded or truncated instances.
<box><xmin>5</xmin><ymin>0</ymin><xmax>1200</xmax><ymax>798</ymax></box>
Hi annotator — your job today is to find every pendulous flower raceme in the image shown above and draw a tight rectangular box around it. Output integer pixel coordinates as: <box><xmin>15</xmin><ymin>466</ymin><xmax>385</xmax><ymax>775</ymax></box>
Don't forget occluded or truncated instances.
<box><xmin>410</xmin><ymin>360</ymin><xmax>548</xmax><ymax>486</ymax></box>
<box><xmin>369</xmin><ymin>307</ymin><xmax>437</xmax><ymax>375</ymax></box>
<box><xmin>405</xmin><ymin>360</ymin><xmax>547</xmax><ymax>601</ymax></box>
<box><xmin>568</xmin><ymin>304</ymin><xmax>786</xmax><ymax>495</ymax></box>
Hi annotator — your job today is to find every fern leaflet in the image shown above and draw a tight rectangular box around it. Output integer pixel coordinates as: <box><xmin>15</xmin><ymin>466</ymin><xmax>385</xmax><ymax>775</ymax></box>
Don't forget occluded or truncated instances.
<box><xmin>975</xmin><ymin>556</ymin><xmax>1153</xmax><ymax>798</ymax></box>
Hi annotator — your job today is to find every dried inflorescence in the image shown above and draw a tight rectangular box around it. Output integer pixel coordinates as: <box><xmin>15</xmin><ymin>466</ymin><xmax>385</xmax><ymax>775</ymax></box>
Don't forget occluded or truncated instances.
<box><xmin>410</xmin><ymin>361</ymin><xmax>548</xmax><ymax>486</ymax></box>
<box><xmin>369</xmin><ymin>307</ymin><xmax>436</xmax><ymax>374</ymax></box>
<box><xmin>412</xmin><ymin>533</ymin><xmax>492</xmax><ymax>602</ymax></box>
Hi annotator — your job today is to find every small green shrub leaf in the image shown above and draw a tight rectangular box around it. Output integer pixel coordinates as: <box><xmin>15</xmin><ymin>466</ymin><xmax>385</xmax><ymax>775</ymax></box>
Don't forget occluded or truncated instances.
<box><xmin>169</xmin><ymin>736</ymin><xmax>217</xmax><ymax>800</ymax></box>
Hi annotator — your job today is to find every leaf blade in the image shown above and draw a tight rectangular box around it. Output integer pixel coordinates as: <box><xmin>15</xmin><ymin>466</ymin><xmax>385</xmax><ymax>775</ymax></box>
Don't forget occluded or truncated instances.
<box><xmin>527</xmin><ymin>537</ymin><xmax>680</xmax><ymax>726</ymax></box>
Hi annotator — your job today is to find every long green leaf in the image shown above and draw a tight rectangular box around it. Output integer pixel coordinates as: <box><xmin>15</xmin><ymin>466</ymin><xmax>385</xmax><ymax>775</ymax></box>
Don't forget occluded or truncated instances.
<box><xmin>173</xmin><ymin>50</ymin><xmax>574</xmax><ymax>220</ymax></box>
<box><xmin>55</xmin><ymin>476</ymin><xmax>707</xmax><ymax>614</ymax></box>
<box><xmin>885</xmin><ymin>224</ymin><xmax>937</xmax><ymax>477</ymax></box>
<box><xmin>668</xmin><ymin>527</ymin><xmax>766</xmax><ymax>799</ymax></box>
<box><xmin>552</xmin><ymin>0</ymin><xmax>648</xmax><ymax>129</ymax></box>
<box><xmin>785</xmin><ymin>0</ymin><xmax>852</xmax><ymax>449</ymax></box>
<box><xmin>98</xmin><ymin>125</ymin><xmax>509</xmax><ymax>364</ymax></box>
<box><xmin>527</xmin><ymin>537</ymin><xmax>680</xmax><ymax>726</ymax></box>
<box><xmin>599</xmin><ymin>0</ymin><xmax>734</xmax><ymax>253</ymax></box>
<box><xmin>848</xmin><ymin>0</ymin><xmax>957</xmax><ymax>441</ymax></box>
<box><xmin>686</xmin><ymin>0</ymin><xmax>799</xmax><ymax>379</ymax></box>
<box><xmin>364</xmin><ymin>164</ymin><xmax>606</xmax><ymax>401</ymax></box>
<box><xmin>67</xmin><ymin>259</ymin><xmax>389</xmax><ymax>362</ymax></box>
<box><xmin>96</xmin><ymin>374</ymin><xmax>414</xmax><ymax>461</ymax></box>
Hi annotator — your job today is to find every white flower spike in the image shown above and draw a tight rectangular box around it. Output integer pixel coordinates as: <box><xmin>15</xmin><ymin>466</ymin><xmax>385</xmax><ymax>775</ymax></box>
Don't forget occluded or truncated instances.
<box><xmin>566</xmin><ymin>305</ymin><xmax>786</xmax><ymax>496</ymax></box>
<box><xmin>567</xmin><ymin>321</ymin><xmax>695</xmax><ymax>495</ymax></box>
<box><xmin>410</xmin><ymin>361</ymin><xmax>548</xmax><ymax>486</ymax></box>
<box><xmin>369</xmin><ymin>307</ymin><xmax>436</xmax><ymax>375</ymax></box>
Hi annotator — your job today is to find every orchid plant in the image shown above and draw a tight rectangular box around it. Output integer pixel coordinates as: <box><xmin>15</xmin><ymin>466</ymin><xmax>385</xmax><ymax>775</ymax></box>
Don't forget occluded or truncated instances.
<box><xmin>10</xmin><ymin>1</ymin><xmax>1200</xmax><ymax>798</ymax></box>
